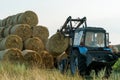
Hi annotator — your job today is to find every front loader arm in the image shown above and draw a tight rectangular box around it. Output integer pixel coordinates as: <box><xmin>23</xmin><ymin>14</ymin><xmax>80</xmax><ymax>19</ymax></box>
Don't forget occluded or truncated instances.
<box><xmin>58</xmin><ymin>16</ymin><xmax>87</xmax><ymax>37</ymax></box>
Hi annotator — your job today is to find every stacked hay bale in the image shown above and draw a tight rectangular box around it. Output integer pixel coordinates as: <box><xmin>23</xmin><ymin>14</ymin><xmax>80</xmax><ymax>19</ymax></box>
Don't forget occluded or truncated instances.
<box><xmin>0</xmin><ymin>10</ymin><xmax>38</xmax><ymax>27</ymax></box>
<box><xmin>32</xmin><ymin>25</ymin><xmax>49</xmax><ymax>47</ymax></box>
<box><xmin>0</xmin><ymin>35</ymin><xmax>23</xmax><ymax>50</ymax></box>
<box><xmin>40</xmin><ymin>50</ymin><xmax>54</xmax><ymax>69</ymax></box>
<box><xmin>109</xmin><ymin>45</ymin><xmax>119</xmax><ymax>54</ymax></box>
<box><xmin>0</xmin><ymin>48</ymin><xmax>23</xmax><ymax>64</ymax></box>
<box><xmin>0</xmin><ymin>20</ymin><xmax>2</xmax><ymax>26</ymax></box>
<box><xmin>3</xmin><ymin>24</ymin><xmax>32</xmax><ymax>41</ymax></box>
<box><xmin>24</xmin><ymin>37</ymin><xmax>44</xmax><ymax>53</ymax></box>
<box><xmin>0</xmin><ymin>27</ymin><xmax>5</xmax><ymax>38</ymax></box>
<box><xmin>22</xmin><ymin>50</ymin><xmax>42</xmax><ymax>67</ymax></box>
<box><xmin>116</xmin><ymin>44</ymin><xmax>120</xmax><ymax>52</ymax></box>
<box><xmin>57</xmin><ymin>52</ymin><xmax>68</xmax><ymax>63</ymax></box>
<box><xmin>46</xmin><ymin>32</ymin><xmax>69</xmax><ymax>56</ymax></box>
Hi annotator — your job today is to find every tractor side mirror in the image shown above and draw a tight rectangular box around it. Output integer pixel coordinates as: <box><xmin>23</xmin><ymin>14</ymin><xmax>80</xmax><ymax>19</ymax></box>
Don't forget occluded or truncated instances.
<box><xmin>106</xmin><ymin>33</ymin><xmax>110</xmax><ymax>47</ymax></box>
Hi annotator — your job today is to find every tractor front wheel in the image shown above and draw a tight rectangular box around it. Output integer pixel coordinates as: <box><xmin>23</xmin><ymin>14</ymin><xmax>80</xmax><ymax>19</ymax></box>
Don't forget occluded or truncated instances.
<box><xmin>74</xmin><ymin>50</ymin><xmax>88</xmax><ymax>76</ymax></box>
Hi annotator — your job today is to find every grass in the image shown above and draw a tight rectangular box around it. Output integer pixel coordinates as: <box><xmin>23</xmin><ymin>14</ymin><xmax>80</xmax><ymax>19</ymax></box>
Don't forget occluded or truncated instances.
<box><xmin>0</xmin><ymin>62</ymin><xmax>120</xmax><ymax>80</ymax></box>
<box><xmin>0</xmin><ymin>62</ymin><xmax>82</xmax><ymax>80</ymax></box>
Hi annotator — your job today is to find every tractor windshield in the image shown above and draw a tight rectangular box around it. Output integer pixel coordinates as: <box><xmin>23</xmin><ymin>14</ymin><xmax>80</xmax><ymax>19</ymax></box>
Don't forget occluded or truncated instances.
<box><xmin>85</xmin><ymin>32</ymin><xmax>105</xmax><ymax>47</ymax></box>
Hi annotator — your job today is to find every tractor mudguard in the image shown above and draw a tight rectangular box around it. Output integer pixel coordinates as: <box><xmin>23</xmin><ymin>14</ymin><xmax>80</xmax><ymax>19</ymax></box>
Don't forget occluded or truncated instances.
<box><xmin>78</xmin><ymin>47</ymin><xmax>88</xmax><ymax>56</ymax></box>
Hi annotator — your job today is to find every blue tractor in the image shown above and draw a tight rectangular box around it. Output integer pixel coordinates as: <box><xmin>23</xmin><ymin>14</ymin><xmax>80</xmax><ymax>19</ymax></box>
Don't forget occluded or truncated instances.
<box><xmin>57</xmin><ymin>16</ymin><xmax>118</xmax><ymax>77</ymax></box>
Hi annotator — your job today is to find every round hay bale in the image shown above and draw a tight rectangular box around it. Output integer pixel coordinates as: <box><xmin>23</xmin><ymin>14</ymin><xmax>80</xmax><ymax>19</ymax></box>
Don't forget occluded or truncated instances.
<box><xmin>3</xmin><ymin>25</ymin><xmax>11</xmax><ymax>37</ymax></box>
<box><xmin>0</xmin><ymin>19</ymin><xmax>2</xmax><ymax>26</ymax></box>
<box><xmin>8</xmin><ymin>15</ymin><xmax>17</xmax><ymax>26</ymax></box>
<box><xmin>4</xmin><ymin>16</ymin><xmax>14</xmax><ymax>26</ymax></box>
<box><xmin>40</xmin><ymin>50</ymin><xmax>54</xmax><ymax>69</ymax></box>
<box><xmin>0</xmin><ymin>27</ymin><xmax>5</xmax><ymax>38</ymax></box>
<box><xmin>22</xmin><ymin>50</ymin><xmax>42</xmax><ymax>67</ymax></box>
<box><xmin>0</xmin><ymin>35</ymin><xmax>23</xmax><ymax>50</ymax></box>
<box><xmin>4</xmin><ymin>24</ymin><xmax>32</xmax><ymax>41</ymax></box>
<box><xmin>0</xmin><ymin>10</ymin><xmax>38</xmax><ymax>26</ymax></box>
<box><xmin>1</xmin><ymin>18</ymin><xmax>7</xmax><ymax>27</ymax></box>
<box><xmin>57</xmin><ymin>52</ymin><xmax>68</xmax><ymax>63</ymax></box>
<box><xmin>24</xmin><ymin>37</ymin><xmax>44</xmax><ymax>53</ymax></box>
<box><xmin>32</xmin><ymin>25</ymin><xmax>49</xmax><ymax>46</ymax></box>
<box><xmin>6</xmin><ymin>16</ymin><xmax>12</xmax><ymax>25</ymax></box>
<box><xmin>111</xmin><ymin>45</ymin><xmax>119</xmax><ymax>53</ymax></box>
<box><xmin>13</xmin><ymin>13</ymin><xmax>22</xmax><ymax>24</ymax></box>
<box><xmin>46</xmin><ymin>32</ymin><xmax>69</xmax><ymax>56</ymax></box>
<box><xmin>0</xmin><ymin>48</ymin><xmax>23</xmax><ymax>63</ymax></box>
<box><xmin>18</xmin><ymin>10</ymin><xmax>38</xmax><ymax>26</ymax></box>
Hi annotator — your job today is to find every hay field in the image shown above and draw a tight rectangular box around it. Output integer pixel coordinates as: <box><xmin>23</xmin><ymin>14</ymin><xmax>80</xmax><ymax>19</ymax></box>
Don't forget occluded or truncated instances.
<box><xmin>0</xmin><ymin>62</ymin><xmax>120</xmax><ymax>80</ymax></box>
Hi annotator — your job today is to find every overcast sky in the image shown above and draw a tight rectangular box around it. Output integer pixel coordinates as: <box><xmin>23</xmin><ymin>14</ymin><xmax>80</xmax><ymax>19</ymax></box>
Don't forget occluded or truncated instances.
<box><xmin>0</xmin><ymin>0</ymin><xmax>120</xmax><ymax>45</ymax></box>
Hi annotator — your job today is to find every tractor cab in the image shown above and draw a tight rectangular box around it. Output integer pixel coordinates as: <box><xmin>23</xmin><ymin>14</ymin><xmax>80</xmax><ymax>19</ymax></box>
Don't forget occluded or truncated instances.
<box><xmin>73</xmin><ymin>27</ymin><xmax>109</xmax><ymax>48</ymax></box>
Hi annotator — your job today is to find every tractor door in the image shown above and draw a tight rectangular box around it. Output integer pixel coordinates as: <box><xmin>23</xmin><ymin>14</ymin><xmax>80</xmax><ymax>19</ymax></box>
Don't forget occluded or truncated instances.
<box><xmin>73</xmin><ymin>31</ymin><xmax>84</xmax><ymax>47</ymax></box>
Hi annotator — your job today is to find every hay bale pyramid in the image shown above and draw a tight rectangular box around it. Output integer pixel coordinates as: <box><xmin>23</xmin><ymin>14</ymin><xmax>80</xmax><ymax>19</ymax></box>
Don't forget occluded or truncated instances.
<box><xmin>0</xmin><ymin>10</ymin><xmax>49</xmax><ymax>66</ymax></box>
<box><xmin>0</xmin><ymin>10</ymin><xmax>69</xmax><ymax>68</ymax></box>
